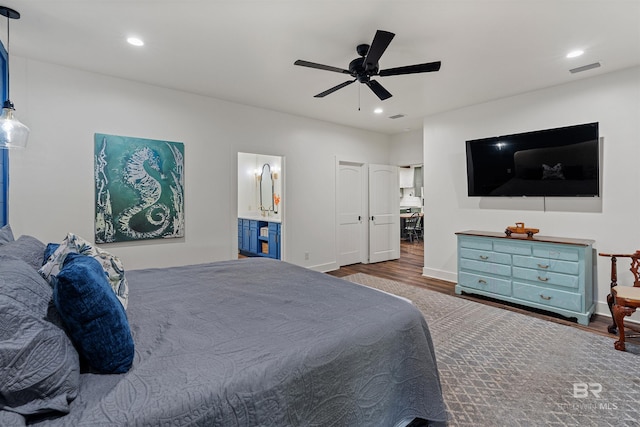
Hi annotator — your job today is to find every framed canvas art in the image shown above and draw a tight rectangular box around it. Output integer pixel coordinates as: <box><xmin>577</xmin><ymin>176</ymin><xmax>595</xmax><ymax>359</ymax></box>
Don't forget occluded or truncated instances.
<box><xmin>94</xmin><ymin>133</ymin><xmax>184</xmax><ymax>243</ymax></box>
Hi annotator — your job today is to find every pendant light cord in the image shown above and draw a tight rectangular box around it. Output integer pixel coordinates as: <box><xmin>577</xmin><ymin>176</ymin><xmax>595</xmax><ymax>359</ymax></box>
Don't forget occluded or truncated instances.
<box><xmin>5</xmin><ymin>12</ymin><xmax>9</xmax><ymax>101</ymax></box>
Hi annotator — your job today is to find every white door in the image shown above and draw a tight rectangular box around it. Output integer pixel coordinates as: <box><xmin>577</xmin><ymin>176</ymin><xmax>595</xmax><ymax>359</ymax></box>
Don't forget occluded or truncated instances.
<box><xmin>369</xmin><ymin>164</ymin><xmax>400</xmax><ymax>263</ymax></box>
<box><xmin>337</xmin><ymin>161</ymin><xmax>366</xmax><ymax>266</ymax></box>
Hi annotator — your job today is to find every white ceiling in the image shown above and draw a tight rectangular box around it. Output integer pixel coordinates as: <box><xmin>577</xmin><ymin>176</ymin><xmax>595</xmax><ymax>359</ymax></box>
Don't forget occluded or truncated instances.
<box><xmin>4</xmin><ymin>1</ymin><xmax>640</xmax><ymax>134</ymax></box>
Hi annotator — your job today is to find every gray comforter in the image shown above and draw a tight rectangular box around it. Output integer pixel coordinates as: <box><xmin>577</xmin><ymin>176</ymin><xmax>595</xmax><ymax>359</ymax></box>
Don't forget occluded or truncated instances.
<box><xmin>32</xmin><ymin>258</ymin><xmax>446</xmax><ymax>426</ymax></box>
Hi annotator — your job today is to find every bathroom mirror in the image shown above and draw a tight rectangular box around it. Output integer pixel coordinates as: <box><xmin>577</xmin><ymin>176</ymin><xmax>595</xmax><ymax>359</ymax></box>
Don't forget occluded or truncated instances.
<box><xmin>260</xmin><ymin>163</ymin><xmax>275</xmax><ymax>212</ymax></box>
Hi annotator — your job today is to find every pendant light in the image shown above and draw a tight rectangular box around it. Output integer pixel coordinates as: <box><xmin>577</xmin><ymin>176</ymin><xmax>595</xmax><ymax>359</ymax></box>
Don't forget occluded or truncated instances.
<box><xmin>0</xmin><ymin>6</ymin><xmax>29</xmax><ymax>149</ymax></box>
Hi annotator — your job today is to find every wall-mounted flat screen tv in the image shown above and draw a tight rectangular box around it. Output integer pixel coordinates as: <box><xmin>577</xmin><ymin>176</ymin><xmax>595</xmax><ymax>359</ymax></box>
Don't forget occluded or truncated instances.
<box><xmin>465</xmin><ymin>122</ymin><xmax>599</xmax><ymax>197</ymax></box>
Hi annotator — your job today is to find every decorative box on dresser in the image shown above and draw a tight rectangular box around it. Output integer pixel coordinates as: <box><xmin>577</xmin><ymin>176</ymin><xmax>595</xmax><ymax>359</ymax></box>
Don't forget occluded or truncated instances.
<box><xmin>455</xmin><ymin>230</ymin><xmax>595</xmax><ymax>325</ymax></box>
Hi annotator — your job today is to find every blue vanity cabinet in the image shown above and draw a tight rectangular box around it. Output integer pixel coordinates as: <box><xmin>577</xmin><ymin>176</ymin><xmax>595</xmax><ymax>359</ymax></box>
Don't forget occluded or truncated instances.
<box><xmin>239</xmin><ymin>219</ymin><xmax>250</xmax><ymax>252</ymax></box>
<box><xmin>268</xmin><ymin>222</ymin><xmax>280</xmax><ymax>259</ymax></box>
<box><xmin>238</xmin><ymin>218</ymin><xmax>281</xmax><ymax>259</ymax></box>
<box><xmin>455</xmin><ymin>230</ymin><xmax>595</xmax><ymax>325</ymax></box>
<box><xmin>249</xmin><ymin>220</ymin><xmax>259</xmax><ymax>254</ymax></box>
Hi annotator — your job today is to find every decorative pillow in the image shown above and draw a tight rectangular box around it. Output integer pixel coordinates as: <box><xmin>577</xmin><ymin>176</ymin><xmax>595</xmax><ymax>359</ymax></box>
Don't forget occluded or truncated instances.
<box><xmin>0</xmin><ymin>255</ymin><xmax>52</xmax><ymax>312</ymax></box>
<box><xmin>0</xmin><ymin>235</ymin><xmax>47</xmax><ymax>270</ymax></box>
<box><xmin>0</xmin><ymin>223</ymin><xmax>14</xmax><ymax>244</ymax></box>
<box><xmin>40</xmin><ymin>233</ymin><xmax>128</xmax><ymax>309</ymax></box>
<box><xmin>43</xmin><ymin>243</ymin><xmax>60</xmax><ymax>265</ymax></box>
<box><xmin>0</xmin><ymin>257</ymin><xmax>80</xmax><ymax>416</ymax></box>
<box><xmin>542</xmin><ymin>163</ymin><xmax>565</xmax><ymax>180</ymax></box>
<box><xmin>52</xmin><ymin>253</ymin><xmax>134</xmax><ymax>374</ymax></box>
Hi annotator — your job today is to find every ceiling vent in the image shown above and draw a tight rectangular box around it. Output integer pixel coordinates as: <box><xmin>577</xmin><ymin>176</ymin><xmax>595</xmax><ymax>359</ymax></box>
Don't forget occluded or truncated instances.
<box><xmin>569</xmin><ymin>62</ymin><xmax>601</xmax><ymax>74</ymax></box>
<box><xmin>389</xmin><ymin>114</ymin><xmax>406</xmax><ymax>119</ymax></box>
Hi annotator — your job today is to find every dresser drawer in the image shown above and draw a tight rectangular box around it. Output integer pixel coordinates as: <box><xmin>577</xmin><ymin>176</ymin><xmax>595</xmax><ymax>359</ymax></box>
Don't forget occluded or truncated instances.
<box><xmin>512</xmin><ymin>266</ymin><xmax>578</xmax><ymax>289</ymax></box>
<box><xmin>459</xmin><ymin>258</ymin><xmax>512</xmax><ymax>277</ymax></box>
<box><xmin>460</xmin><ymin>247</ymin><xmax>511</xmax><ymax>265</ymax></box>
<box><xmin>512</xmin><ymin>255</ymin><xmax>579</xmax><ymax>275</ymax></box>
<box><xmin>459</xmin><ymin>238</ymin><xmax>493</xmax><ymax>251</ymax></box>
<box><xmin>532</xmin><ymin>246</ymin><xmax>579</xmax><ymax>262</ymax></box>
<box><xmin>459</xmin><ymin>272</ymin><xmax>512</xmax><ymax>297</ymax></box>
<box><xmin>493</xmin><ymin>241</ymin><xmax>532</xmax><ymax>256</ymax></box>
<box><xmin>513</xmin><ymin>282</ymin><xmax>582</xmax><ymax>312</ymax></box>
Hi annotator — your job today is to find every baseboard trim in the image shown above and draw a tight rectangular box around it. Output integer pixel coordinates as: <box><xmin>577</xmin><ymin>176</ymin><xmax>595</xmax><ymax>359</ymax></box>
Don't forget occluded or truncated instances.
<box><xmin>595</xmin><ymin>300</ymin><xmax>640</xmax><ymax>325</ymax></box>
<box><xmin>311</xmin><ymin>261</ymin><xmax>339</xmax><ymax>273</ymax></box>
<box><xmin>422</xmin><ymin>267</ymin><xmax>457</xmax><ymax>283</ymax></box>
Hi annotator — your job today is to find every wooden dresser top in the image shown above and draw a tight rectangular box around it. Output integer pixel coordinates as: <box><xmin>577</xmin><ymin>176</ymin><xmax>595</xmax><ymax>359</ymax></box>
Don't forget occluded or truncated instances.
<box><xmin>456</xmin><ymin>230</ymin><xmax>595</xmax><ymax>247</ymax></box>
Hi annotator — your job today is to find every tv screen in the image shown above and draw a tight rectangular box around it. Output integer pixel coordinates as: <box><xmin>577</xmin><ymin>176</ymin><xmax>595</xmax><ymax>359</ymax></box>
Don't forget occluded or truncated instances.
<box><xmin>465</xmin><ymin>122</ymin><xmax>599</xmax><ymax>197</ymax></box>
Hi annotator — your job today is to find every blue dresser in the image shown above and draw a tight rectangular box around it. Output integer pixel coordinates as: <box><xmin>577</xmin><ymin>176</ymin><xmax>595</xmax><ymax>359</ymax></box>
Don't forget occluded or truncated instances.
<box><xmin>238</xmin><ymin>218</ymin><xmax>281</xmax><ymax>259</ymax></box>
<box><xmin>455</xmin><ymin>230</ymin><xmax>595</xmax><ymax>325</ymax></box>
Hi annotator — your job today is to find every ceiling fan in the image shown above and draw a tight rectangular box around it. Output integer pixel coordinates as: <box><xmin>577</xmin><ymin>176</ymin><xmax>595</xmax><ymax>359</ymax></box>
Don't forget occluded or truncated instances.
<box><xmin>294</xmin><ymin>30</ymin><xmax>441</xmax><ymax>101</ymax></box>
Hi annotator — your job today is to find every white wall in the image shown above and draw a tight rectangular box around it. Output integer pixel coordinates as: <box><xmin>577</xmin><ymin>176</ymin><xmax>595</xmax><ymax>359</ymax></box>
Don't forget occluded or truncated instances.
<box><xmin>391</xmin><ymin>129</ymin><xmax>424</xmax><ymax>208</ymax></box>
<box><xmin>8</xmin><ymin>57</ymin><xmax>391</xmax><ymax>271</ymax></box>
<box><xmin>422</xmin><ymin>66</ymin><xmax>640</xmax><ymax>316</ymax></box>
<box><xmin>390</xmin><ymin>129</ymin><xmax>422</xmax><ymax>166</ymax></box>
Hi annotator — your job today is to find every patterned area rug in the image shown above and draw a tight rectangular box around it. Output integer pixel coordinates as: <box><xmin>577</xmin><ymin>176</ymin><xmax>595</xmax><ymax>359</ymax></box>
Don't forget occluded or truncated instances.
<box><xmin>343</xmin><ymin>273</ymin><xmax>640</xmax><ymax>427</ymax></box>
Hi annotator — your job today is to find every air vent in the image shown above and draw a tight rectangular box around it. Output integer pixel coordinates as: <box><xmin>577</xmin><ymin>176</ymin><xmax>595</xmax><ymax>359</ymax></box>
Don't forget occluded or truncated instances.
<box><xmin>389</xmin><ymin>114</ymin><xmax>406</xmax><ymax>119</ymax></box>
<box><xmin>570</xmin><ymin>62</ymin><xmax>601</xmax><ymax>74</ymax></box>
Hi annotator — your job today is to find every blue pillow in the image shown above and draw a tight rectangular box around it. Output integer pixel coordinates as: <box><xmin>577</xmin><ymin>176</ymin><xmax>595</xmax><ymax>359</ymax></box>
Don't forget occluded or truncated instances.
<box><xmin>52</xmin><ymin>253</ymin><xmax>134</xmax><ymax>374</ymax></box>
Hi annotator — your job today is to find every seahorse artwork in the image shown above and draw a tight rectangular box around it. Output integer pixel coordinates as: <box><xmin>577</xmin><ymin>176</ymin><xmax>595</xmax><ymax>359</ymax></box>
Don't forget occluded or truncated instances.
<box><xmin>94</xmin><ymin>134</ymin><xmax>185</xmax><ymax>243</ymax></box>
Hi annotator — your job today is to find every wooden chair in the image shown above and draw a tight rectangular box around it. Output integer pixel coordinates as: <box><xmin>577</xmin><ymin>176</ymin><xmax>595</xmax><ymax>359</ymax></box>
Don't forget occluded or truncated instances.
<box><xmin>415</xmin><ymin>215</ymin><xmax>423</xmax><ymax>241</ymax></box>
<box><xmin>599</xmin><ymin>250</ymin><xmax>640</xmax><ymax>351</ymax></box>
<box><xmin>403</xmin><ymin>212</ymin><xmax>421</xmax><ymax>242</ymax></box>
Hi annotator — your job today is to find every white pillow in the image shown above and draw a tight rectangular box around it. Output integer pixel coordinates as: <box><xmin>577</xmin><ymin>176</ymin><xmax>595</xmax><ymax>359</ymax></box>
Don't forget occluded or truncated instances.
<box><xmin>39</xmin><ymin>233</ymin><xmax>129</xmax><ymax>310</ymax></box>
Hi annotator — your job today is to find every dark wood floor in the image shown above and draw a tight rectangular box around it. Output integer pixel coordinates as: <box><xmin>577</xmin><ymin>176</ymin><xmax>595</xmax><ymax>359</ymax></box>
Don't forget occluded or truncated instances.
<box><xmin>327</xmin><ymin>239</ymin><xmax>616</xmax><ymax>339</ymax></box>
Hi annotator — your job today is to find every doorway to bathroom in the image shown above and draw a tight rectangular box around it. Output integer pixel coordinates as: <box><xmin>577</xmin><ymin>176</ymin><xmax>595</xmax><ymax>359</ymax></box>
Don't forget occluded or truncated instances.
<box><xmin>237</xmin><ymin>152</ymin><xmax>284</xmax><ymax>260</ymax></box>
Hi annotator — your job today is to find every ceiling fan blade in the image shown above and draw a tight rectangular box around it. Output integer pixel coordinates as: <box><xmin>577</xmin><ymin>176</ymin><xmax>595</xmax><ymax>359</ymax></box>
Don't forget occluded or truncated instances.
<box><xmin>379</xmin><ymin>61</ymin><xmax>441</xmax><ymax>77</ymax></box>
<box><xmin>294</xmin><ymin>60</ymin><xmax>351</xmax><ymax>75</ymax></box>
<box><xmin>314</xmin><ymin>79</ymin><xmax>356</xmax><ymax>98</ymax></box>
<box><xmin>366</xmin><ymin>80</ymin><xmax>392</xmax><ymax>100</ymax></box>
<box><xmin>364</xmin><ymin>30</ymin><xmax>395</xmax><ymax>69</ymax></box>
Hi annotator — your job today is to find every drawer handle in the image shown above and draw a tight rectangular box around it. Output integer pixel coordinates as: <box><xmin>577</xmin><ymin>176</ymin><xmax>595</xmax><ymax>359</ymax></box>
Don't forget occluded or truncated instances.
<box><xmin>479</xmin><ymin>255</ymin><xmax>489</xmax><ymax>260</ymax></box>
<box><xmin>537</xmin><ymin>276</ymin><xmax>549</xmax><ymax>282</ymax></box>
<box><xmin>478</xmin><ymin>279</ymin><xmax>487</xmax><ymax>285</ymax></box>
<box><xmin>537</xmin><ymin>264</ymin><xmax>549</xmax><ymax>269</ymax></box>
<box><xmin>540</xmin><ymin>294</ymin><xmax>552</xmax><ymax>300</ymax></box>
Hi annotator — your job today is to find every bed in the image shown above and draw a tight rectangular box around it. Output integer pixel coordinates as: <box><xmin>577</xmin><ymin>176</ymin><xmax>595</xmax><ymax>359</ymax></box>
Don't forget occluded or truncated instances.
<box><xmin>0</xmin><ymin>228</ymin><xmax>446</xmax><ymax>426</ymax></box>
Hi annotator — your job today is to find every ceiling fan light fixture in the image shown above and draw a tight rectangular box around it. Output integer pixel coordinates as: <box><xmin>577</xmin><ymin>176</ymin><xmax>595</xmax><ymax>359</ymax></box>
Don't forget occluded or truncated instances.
<box><xmin>294</xmin><ymin>30</ymin><xmax>441</xmax><ymax>102</ymax></box>
<box><xmin>0</xmin><ymin>5</ymin><xmax>29</xmax><ymax>150</ymax></box>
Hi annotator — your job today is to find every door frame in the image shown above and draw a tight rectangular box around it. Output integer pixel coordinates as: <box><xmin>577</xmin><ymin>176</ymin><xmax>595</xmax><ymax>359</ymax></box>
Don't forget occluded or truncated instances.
<box><xmin>335</xmin><ymin>159</ymin><xmax>400</xmax><ymax>266</ymax></box>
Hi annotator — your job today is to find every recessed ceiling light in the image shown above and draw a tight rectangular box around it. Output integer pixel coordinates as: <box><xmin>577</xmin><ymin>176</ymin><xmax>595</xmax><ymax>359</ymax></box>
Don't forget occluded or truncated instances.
<box><xmin>566</xmin><ymin>49</ymin><xmax>584</xmax><ymax>59</ymax></box>
<box><xmin>374</xmin><ymin>108</ymin><xmax>383</xmax><ymax>114</ymax></box>
<box><xmin>127</xmin><ymin>37</ymin><xmax>144</xmax><ymax>47</ymax></box>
